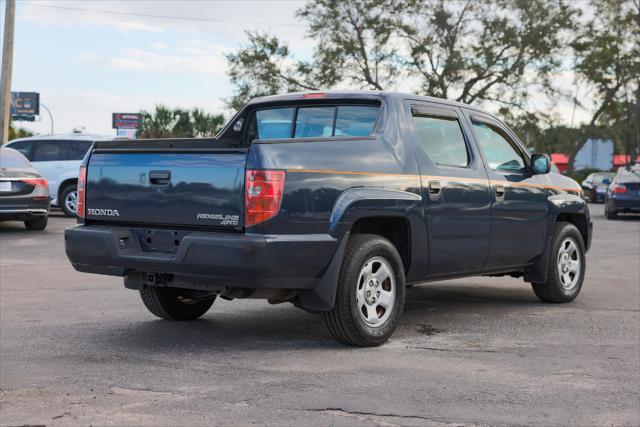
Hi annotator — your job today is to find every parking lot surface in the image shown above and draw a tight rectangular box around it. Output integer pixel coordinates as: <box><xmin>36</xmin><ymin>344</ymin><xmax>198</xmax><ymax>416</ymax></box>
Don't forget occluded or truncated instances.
<box><xmin>1</xmin><ymin>205</ymin><xmax>639</xmax><ymax>426</ymax></box>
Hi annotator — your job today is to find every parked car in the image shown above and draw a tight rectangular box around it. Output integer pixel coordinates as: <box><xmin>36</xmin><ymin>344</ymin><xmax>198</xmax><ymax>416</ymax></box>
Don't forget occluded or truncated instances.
<box><xmin>581</xmin><ymin>172</ymin><xmax>615</xmax><ymax>203</ymax></box>
<box><xmin>605</xmin><ymin>165</ymin><xmax>640</xmax><ymax>219</ymax></box>
<box><xmin>5</xmin><ymin>134</ymin><xmax>108</xmax><ymax>217</ymax></box>
<box><xmin>65</xmin><ymin>91</ymin><xmax>591</xmax><ymax>346</ymax></box>
<box><xmin>0</xmin><ymin>146</ymin><xmax>50</xmax><ymax>230</ymax></box>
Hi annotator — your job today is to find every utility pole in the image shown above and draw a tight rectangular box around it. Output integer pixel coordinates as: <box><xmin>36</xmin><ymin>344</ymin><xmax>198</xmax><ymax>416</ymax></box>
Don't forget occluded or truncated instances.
<box><xmin>0</xmin><ymin>0</ymin><xmax>16</xmax><ymax>145</ymax></box>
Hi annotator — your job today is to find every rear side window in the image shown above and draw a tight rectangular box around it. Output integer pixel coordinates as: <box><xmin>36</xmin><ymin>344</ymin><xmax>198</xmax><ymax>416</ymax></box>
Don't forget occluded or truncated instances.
<box><xmin>412</xmin><ymin>116</ymin><xmax>469</xmax><ymax>167</ymax></box>
<box><xmin>7</xmin><ymin>141</ymin><xmax>33</xmax><ymax>160</ymax></box>
<box><xmin>250</xmin><ymin>104</ymin><xmax>379</xmax><ymax>141</ymax></box>
<box><xmin>67</xmin><ymin>140</ymin><xmax>93</xmax><ymax>160</ymax></box>
<box><xmin>32</xmin><ymin>140</ymin><xmax>67</xmax><ymax>162</ymax></box>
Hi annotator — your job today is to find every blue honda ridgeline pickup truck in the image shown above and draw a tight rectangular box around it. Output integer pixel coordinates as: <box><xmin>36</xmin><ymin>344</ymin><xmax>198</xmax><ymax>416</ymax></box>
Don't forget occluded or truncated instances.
<box><xmin>65</xmin><ymin>91</ymin><xmax>591</xmax><ymax>346</ymax></box>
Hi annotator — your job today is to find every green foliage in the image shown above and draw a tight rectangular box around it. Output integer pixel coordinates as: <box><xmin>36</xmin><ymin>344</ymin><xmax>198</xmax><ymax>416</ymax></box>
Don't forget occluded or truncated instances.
<box><xmin>224</xmin><ymin>0</ymin><xmax>639</xmax><ymax>163</ymax></box>
<box><xmin>566</xmin><ymin>168</ymin><xmax>602</xmax><ymax>183</ymax></box>
<box><xmin>137</xmin><ymin>105</ymin><xmax>225</xmax><ymax>139</ymax></box>
<box><xmin>7</xmin><ymin>117</ymin><xmax>35</xmax><ymax>142</ymax></box>
<box><xmin>226</xmin><ymin>0</ymin><xmax>577</xmax><ymax>110</ymax></box>
<box><xmin>565</xmin><ymin>0</ymin><xmax>640</xmax><ymax>170</ymax></box>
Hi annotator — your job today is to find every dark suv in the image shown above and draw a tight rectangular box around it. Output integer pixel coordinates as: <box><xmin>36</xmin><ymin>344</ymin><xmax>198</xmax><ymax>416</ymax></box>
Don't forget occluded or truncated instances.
<box><xmin>65</xmin><ymin>91</ymin><xmax>591</xmax><ymax>346</ymax></box>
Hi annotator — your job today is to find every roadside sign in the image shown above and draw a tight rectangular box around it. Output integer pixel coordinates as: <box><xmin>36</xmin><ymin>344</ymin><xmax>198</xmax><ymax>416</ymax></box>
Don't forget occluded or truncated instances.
<box><xmin>10</xmin><ymin>92</ymin><xmax>40</xmax><ymax>117</ymax></box>
<box><xmin>116</xmin><ymin>128</ymin><xmax>137</xmax><ymax>139</ymax></box>
<box><xmin>112</xmin><ymin>113</ymin><xmax>142</xmax><ymax>129</ymax></box>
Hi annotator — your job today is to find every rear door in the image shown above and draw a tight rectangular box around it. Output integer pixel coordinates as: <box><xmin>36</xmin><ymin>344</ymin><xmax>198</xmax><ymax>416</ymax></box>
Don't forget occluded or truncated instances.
<box><xmin>465</xmin><ymin>111</ymin><xmax>549</xmax><ymax>270</ymax></box>
<box><xmin>406</xmin><ymin>101</ymin><xmax>492</xmax><ymax>277</ymax></box>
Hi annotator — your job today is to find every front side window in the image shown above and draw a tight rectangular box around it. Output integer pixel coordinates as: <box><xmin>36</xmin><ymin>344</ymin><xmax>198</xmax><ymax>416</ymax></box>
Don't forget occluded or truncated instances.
<box><xmin>32</xmin><ymin>140</ymin><xmax>67</xmax><ymax>162</ymax></box>
<box><xmin>412</xmin><ymin>115</ymin><xmax>469</xmax><ymax>167</ymax></box>
<box><xmin>250</xmin><ymin>104</ymin><xmax>379</xmax><ymax>141</ymax></box>
<box><xmin>472</xmin><ymin>122</ymin><xmax>525</xmax><ymax>172</ymax></box>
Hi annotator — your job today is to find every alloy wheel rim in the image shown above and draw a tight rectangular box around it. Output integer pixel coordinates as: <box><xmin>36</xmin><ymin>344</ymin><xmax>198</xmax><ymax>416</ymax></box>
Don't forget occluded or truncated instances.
<box><xmin>356</xmin><ymin>256</ymin><xmax>396</xmax><ymax>328</ymax></box>
<box><xmin>557</xmin><ymin>237</ymin><xmax>581</xmax><ymax>290</ymax></box>
<box><xmin>65</xmin><ymin>190</ymin><xmax>77</xmax><ymax>213</ymax></box>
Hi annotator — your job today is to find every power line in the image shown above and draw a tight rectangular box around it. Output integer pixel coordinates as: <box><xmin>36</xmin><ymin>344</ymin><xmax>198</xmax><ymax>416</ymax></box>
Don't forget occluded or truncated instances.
<box><xmin>28</xmin><ymin>3</ymin><xmax>308</xmax><ymax>28</ymax></box>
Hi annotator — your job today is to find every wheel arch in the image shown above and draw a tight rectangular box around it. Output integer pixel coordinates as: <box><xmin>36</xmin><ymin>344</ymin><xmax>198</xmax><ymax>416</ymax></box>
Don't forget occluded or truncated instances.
<box><xmin>525</xmin><ymin>193</ymin><xmax>591</xmax><ymax>284</ymax></box>
<box><xmin>57</xmin><ymin>177</ymin><xmax>78</xmax><ymax>205</ymax></box>
<box><xmin>328</xmin><ymin>187</ymin><xmax>426</xmax><ymax>280</ymax></box>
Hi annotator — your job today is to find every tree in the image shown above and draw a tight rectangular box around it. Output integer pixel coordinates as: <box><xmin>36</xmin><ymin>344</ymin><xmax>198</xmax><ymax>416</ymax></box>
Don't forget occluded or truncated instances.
<box><xmin>225</xmin><ymin>0</ymin><xmax>577</xmax><ymax>110</ymax></box>
<box><xmin>137</xmin><ymin>105</ymin><xmax>225</xmax><ymax>139</ymax></box>
<box><xmin>7</xmin><ymin>117</ymin><xmax>34</xmax><ymax>141</ymax></box>
<box><xmin>566</xmin><ymin>0</ymin><xmax>640</xmax><ymax>171</ymax></box>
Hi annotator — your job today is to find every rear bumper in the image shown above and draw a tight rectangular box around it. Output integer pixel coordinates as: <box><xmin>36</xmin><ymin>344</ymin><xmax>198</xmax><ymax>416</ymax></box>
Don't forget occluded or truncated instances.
<box><xmin>0</xmin><ymin>198</ymin><xmax>50</xmax><ymax>221</ymax></box>
<box><xmin>65</xmin><ymin>224</ymin><xmax>339</xmax><ymax>290</ymax></box>
<box><xmin>608</xmin><ymin>197</ymin><xmax>640</xmax><ymax>213</ymax></box>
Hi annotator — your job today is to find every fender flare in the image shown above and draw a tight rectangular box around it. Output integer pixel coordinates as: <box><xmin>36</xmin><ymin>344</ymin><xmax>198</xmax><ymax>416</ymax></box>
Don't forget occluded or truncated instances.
<box><xmin>524</xmin><ymin>193</ymin><xmax>590</xmax><ymax>283</ymax></box>
<box><xmin>297</xmin><ymin>188</ymin><xmax>424</xmax><ymax>312</ymax></box>
<box><xmin>328</xmin><ymin>187</ymin><xmax>423</xmax><ymax>237</ymax></box>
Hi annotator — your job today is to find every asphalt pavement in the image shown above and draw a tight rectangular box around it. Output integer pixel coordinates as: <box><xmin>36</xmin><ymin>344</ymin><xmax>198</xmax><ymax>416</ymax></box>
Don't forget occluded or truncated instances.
<box><xmin>1</xmin><ymin>205</ymin><xmax>638</xmax><ymax>426</ymax></box>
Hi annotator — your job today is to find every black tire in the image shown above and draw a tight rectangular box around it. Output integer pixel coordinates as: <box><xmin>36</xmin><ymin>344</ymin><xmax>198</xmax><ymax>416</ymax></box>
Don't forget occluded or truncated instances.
<box><xmin>532</xmin><ymin>222</ymin><xmax>586</xmax><ymax>303</ymax></box>
<box><xmin>322</xmin><ymin>234</ymin><xmax>406</xmax><ymax>347</ymax></box>
<box><xmin>24</xmin><ymin>216</ymin><xmax>48</xmax><ymax>231</ymax></box>
<box><xmin>605</xmin><ymin>205</ymin><xmax>618</xmax><ymax>220</ymax></box>
<box><xmin>59</xmin><ymin>183</ymin><xmax>78</xmax><ymax>217</ymax></box>
<box><xmin>140</xmin><ymin>286</ymin><xmax>216</xmax><ymax>320</ymax></box>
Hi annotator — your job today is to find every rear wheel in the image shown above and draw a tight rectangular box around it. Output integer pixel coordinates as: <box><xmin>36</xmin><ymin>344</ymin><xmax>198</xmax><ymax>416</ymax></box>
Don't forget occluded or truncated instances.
<box><xmin>24</xmin><ymin>216</ymin><xmax>48</xmax><ymax>231</ymax></box>
<box><xmin>322</xmin><ymin>234</ymin><xmax>405</xmax><ymax>347</ymax></box>
<box><xmin>140</xmin><ymin>286</ymin><xmax>216</xmax><ymax>320</ymax></box>
<box><xmin>605</xmin><ymin>205</ymin><xmax>618</xmax><ymax>220</ymax></box>
<box><xmin>532</xmin><ymin>222</ymin><xmax>585</xmax><ymax>303</ymax></box>
<box><xmin>59</xmin><ymin>184</ymin><xmax>78</xmax><ymax>217</ymax></box>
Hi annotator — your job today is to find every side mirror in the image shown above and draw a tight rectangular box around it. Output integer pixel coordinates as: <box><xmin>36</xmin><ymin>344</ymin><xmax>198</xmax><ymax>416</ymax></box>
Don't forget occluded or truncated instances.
<box><xmin>531</xmin><ymin>153</ymin><xmax>551</xmax><ymax>175</ymax></box>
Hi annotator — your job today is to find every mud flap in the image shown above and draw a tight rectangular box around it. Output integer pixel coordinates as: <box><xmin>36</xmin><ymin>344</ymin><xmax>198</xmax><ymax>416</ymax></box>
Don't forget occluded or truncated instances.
<box><xmin>524</xmin><ymin>235</ymin><xmax>553</xmax><ymax>284</ymax></box>
<box><xmin>296</xmin><ymin>232</ymin><xmax>350</xmax><ymax>313</ymax></box>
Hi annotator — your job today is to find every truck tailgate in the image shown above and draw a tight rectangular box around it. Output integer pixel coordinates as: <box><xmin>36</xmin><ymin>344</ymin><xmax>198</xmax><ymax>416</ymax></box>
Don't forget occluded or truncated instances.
<box><xmin>86</xmin><ymin>143</ymin><xmax>246</xmax><ymax>230</ymax></box>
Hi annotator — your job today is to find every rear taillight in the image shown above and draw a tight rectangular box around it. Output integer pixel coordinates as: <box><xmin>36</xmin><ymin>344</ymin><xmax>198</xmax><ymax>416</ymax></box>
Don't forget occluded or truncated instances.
<box><xmin>245</xmin><ymin>169</ymin><xmax>285</xmax><ymax>227</ymax></box>
<box><xmin>21</xmin><ymin>178</ymin><xmax>48</xmax><ymax>188</ymax></box>
<box><xmin>611</xmin><ymin>184</ymin><xmax>628</xmax><ymax>194</ymax></box>
<box><xmin>77</xmin><ymin>166</ymin><xmax>86</xmax><ymax>218</ymax></box>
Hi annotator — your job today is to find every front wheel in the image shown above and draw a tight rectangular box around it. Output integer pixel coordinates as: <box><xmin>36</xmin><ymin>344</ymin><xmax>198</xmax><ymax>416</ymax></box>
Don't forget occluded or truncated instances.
<box><xmin>532</xmin><ymin>222</ymin><xmax>586</xmax><ymax>303</ymax></box>
<box><xmin>322</xmin><ymin>234</ymin><xmax>406</xmax><ymax>347</ymax></box>
<box><xmin>140</xmin><ymin>286</ymin><xmax>216</xmax><ymax>320</ymax></box>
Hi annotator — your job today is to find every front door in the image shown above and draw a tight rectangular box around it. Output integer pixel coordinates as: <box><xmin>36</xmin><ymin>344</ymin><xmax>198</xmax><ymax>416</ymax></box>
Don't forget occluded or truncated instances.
<box><xmin>465</xmin><ymin>111</ymin><xmax>549</xmax><ymax>270</ymax></box>
<box><xmin>406</xmin><ymin>102</ymin><xmax>492</xmax><ymax>278</ymax></box>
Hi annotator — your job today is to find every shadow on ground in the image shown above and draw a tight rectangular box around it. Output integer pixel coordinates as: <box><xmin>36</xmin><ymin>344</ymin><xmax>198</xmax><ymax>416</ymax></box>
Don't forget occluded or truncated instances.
<box><xmin>73</xmin><ymin>283</ymin><xmax>543</xmax><ymax>356</ymax></box>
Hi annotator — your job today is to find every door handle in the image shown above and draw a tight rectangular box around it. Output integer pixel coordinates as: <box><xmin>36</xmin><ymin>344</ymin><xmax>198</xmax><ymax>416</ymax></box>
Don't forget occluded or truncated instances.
<box><xmin>495</xmin><ymin>184</ymin><xmax>505</xmax><ymax>200</ymax></box>
<box><xmin>149</xmin><ymin>170</ymin><xmax>171</xmax><ymax>185</ymax></box>
<box><xmin>428</xmin><ymin>180</ymin><xmax>441</xmax><ymax>194</ymax></box>
<box><xmin>428</xmin><ymin>180</ymin><xmax>442</xmax><ymax>201</ymax></box>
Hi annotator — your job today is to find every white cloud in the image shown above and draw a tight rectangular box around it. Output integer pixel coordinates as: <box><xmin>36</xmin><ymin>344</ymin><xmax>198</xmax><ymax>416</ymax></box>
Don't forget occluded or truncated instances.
<box><xmin>81</xmin><ymin>45</ymin><xmax>229</xmax><ymax>77</ymax></box>
<box><xmin>22</xmin><ymin>1</ymin><xmax>165</xmax><ymax>33</ymax></box>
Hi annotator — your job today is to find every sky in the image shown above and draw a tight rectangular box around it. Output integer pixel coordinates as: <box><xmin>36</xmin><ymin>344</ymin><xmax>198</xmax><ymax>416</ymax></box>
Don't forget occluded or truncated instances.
<box><xmin>3</xmin><ymin>0</ymin><xmax>590</xmax><ymax>137</ymax></box>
